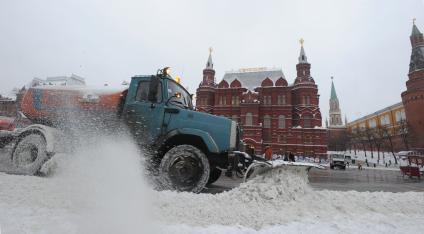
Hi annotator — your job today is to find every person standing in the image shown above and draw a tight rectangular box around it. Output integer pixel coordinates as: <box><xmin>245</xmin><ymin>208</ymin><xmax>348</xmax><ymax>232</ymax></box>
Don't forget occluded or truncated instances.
<box><xmin>283</xmin><ymin>152</ymin><xmax>289</xmax><ymax>161</ymax></box>
<box><xmin>264</xmin><ymin>146</ymin><xmax>273</xmax><ymax>161</ymax></box>
<box><xmin>289</xmin><ymin>152</ymin><xmax>295</xmax><ymax>162</ymax></box>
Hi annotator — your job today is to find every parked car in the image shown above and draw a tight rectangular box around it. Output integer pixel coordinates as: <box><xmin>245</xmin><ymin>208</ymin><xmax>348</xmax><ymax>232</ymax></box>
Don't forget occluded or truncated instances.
<box><xmin>329</xmin><ymin>154</ymin><xmax>347</xmax><ymax>170</ymax></box>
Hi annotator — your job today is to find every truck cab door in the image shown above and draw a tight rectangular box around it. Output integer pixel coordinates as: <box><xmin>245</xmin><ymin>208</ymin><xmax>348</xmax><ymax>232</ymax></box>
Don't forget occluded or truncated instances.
<box><xmin>124</xmin><ymin>77</ymin><xmax>164</xmax><ymax>145</ymax></box>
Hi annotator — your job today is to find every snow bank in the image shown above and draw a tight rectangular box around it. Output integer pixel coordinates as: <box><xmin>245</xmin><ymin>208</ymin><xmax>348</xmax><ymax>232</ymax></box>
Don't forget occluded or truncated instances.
<box><xmin>1</xmin><ymin>139</ymin><xmax>424</xmax><ymax>234</ymax></box>
<box><xmin>152</xmin><ymin>166</ymin><xmax>424</xmax><ymax>231</ymax></box>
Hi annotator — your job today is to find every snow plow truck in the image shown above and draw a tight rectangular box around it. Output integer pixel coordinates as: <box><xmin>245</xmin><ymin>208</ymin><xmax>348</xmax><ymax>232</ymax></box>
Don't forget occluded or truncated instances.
<box><xmin>0</xmin><ymin>68</ymin><xmax>245</xmax><ymax>193</ymax></box>
<box><xmin>0</xmin><ymin>68</ymin><xmax>323</xmax><ymax>192</ymax></box>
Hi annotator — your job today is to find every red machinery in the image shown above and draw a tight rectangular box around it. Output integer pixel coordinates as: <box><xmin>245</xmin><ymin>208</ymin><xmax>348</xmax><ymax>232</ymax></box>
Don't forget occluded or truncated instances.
<box><xmin>399</xmin><ymin>151</ymin><xmax>424</xmax><ymax>179</ymax></box>
<box><xmin>21</xmin><ymin>86</ymin><xmax>126</xmax><ymax>124</ymax></box>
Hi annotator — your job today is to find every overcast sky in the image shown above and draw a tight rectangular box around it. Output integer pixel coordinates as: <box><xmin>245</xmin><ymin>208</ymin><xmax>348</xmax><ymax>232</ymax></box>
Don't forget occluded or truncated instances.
<box><xmin>1</xmin><ymin>0</ymin><xmax>423</xmax><ymax>122</ymax></box>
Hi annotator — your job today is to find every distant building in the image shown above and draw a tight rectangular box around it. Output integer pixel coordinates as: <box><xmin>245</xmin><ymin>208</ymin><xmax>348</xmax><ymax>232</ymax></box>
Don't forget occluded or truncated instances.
<box><xmin>196</xmin><ymin>42</ymin><xmax>328</xmax><ymax>159</ymax></box>
<box><xmin>30</xmin><ymin>74</ymin><xmax>86</xmax><ymax>87</ymax></box>
<box><xmin>0</xmin><ymin>87</ymin><xmax>26</xmax><ymax>117</ymax></box>
<box><xmin>347</xmin><ymin>102</ymin><xmax>407</xmax><ymax>151</ymax></box>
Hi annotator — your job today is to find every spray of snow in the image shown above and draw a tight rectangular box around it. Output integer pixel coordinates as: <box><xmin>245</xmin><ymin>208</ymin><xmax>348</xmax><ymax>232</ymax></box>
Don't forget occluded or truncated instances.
<box><xmin>56</xmin><ymin>136</ymin><xmax>157</xmax><ymax>234</ymax></box>
<box><xmin>0</xmin><ymin>135</ymin><xmax>158</xmax><ymax>234</ymax></box>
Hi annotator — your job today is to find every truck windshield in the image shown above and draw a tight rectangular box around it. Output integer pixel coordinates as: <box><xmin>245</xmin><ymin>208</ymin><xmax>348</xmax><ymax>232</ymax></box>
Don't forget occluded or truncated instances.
<box><xmin>332</xmin><ymin>154</ymin><xmax>344</xmax><ymax>159</ymax></box>
<box><xmin>167</xmin><ymin>79</ymin><xmax>193</xmax><ymax>109</ymax></box>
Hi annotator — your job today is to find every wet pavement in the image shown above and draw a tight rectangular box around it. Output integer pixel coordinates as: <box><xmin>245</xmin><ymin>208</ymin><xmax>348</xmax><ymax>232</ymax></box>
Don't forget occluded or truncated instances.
<box><xmin>204</xmin><ymin>167</ymin><xmax>424</xmax><ymax>194</ymax></box>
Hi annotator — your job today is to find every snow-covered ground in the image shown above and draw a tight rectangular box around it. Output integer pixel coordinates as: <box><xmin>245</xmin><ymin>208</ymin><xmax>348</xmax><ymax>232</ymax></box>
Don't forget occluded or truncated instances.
<box><xmin>1</xmin><ymin>137</ymin><xmax>424</xmax><ymax>234</ymax></box>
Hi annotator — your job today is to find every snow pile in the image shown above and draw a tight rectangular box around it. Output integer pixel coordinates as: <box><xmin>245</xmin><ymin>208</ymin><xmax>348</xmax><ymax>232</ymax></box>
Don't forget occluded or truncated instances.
<box><xmin>153</xmin><ymin>167</ymin><xmax>312</xmax><ymax>228</ymax></box>
<box><xmin>152</xmin><ymin>166</ymin><xmax>424</xmax><ymax>231</ymax></box>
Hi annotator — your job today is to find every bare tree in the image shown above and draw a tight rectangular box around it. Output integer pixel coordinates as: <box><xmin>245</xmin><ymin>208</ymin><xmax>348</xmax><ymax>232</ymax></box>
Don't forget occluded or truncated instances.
<box><xmin>364</xmin><ymin>127</ymin><xmax>374</xmax><ymax>158</ymax></box>
<box><xmin>399</xmin><ymin>119</ymin><xmax>410</xmax><ymax>151</ymax></box>
<box><xmin>354</xmin><ymin>130</ymin><xmax>368</xmax><ymax>157</ymax></box>
<box><xmin>373</xmin><ymin>126</ymin><xmax>385</xmax><ymax>163</ymax></box>
<box><xmin>380</xmin><ymin>125</ymin><xmax>398</xmax><ymax>164</ymax></box>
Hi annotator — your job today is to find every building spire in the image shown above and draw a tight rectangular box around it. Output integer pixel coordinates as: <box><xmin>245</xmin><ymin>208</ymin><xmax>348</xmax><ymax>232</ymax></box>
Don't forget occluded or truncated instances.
<box><xmin>298</xmin><ymin>38</ymin><xmax>308</xmax><ymax>64</ymax></box>
<box><xmin>206</xmin><ymin>47</ymin><xmax>214</xmax><ymax>69</ymax></box>
<box><xmin>409</xmin><ymin>20</ymin><xmax>424</xmax><ymax>72</ymax></box>
<box><xmin>411</xmin><ymin>18</ymin><xmax>422</xmax><ymax>36</ymax></box>
<box><xmin>330</xmin><ymin>77</ymin><xmax>338</xmax><ymax>100</ymax></box>
<box><xmin>329</xmin><ymin>76</ymin><xmax>343</xmax><ymax>127</ymax></box>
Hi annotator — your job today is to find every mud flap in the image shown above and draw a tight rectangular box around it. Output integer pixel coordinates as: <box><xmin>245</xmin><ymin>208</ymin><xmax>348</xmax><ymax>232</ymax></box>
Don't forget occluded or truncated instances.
<box><xmin>243</xmin><ymin>160</ymin><xmax>325</xmax><ymax>182</ymax></box>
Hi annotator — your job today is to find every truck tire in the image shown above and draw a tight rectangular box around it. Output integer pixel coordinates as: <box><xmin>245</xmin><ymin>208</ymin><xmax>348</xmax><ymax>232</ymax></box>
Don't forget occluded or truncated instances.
<box><xmin>207</xmin><ymin>168</ymin><xmax>222</xmax><ymax>185</ymax></box>
<box><xmin>159</xmin><ymin>144</ymin><xmax>210</xmax><ymax>193</ymax></box>
<box><xmin>12</xmin><ymin>133</ymin><xmax>49</xmax><ymax>175</ymax></box>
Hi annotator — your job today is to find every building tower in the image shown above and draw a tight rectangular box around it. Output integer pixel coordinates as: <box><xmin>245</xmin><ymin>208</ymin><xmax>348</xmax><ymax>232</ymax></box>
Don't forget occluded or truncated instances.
<box><xmin>196</xmin><ymin>47</ymin><xmax>216</xmax><ymax>113</ymax></box>
<box><xmin>329</xmin><ymin>77</ymin><xmax>343</xmax><ymax>126</ymax></box>
<box><xmin>292</xmin><ymin>39</ymin><xmax>323</xmax><ymax>128</ymax></box>
<box><xmin>402</xmin><ymin>19</ymin><xmax>424</xmax><ymax>148</ymax></box>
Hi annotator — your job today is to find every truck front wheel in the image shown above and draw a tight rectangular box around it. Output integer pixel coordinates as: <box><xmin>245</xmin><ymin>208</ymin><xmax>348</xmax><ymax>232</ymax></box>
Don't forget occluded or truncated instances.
<box><xmin>159</xmin><ymin>144</ymin><xmax>210</xmax><ymax>193</ymax></box>
<box><xmin>12</xmin><ymin>133</ymin><xmax>49</xmax><ymax>175</ymax></box>
<box><xmin>207</xmin><ymin>168</ymin><xmax>222</xmax><ymax>185</ymax></box>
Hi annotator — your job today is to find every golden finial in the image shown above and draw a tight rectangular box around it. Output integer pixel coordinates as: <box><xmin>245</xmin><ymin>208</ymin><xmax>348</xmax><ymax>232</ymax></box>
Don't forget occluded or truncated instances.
<box><xmin>209</xmin><ymin>47</ymin><xmax>213</xmax><ymax>55</ymax></box>
<box><xmin>413</xmin><ymin>18</ymin><xmax>416</xmax><ymax>25</ymax></box>
<box><xmin>299</xmin><ymin>38</ymin><xmax>304</xmax><ymax>46</ymax></box>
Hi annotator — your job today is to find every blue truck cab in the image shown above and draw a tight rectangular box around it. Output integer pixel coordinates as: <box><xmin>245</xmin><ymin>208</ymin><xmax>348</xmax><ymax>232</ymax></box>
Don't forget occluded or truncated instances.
<box><xmin>122</xmin><ymin>69</ymin><xmax>241</xmax><ymax>193</ymax></box>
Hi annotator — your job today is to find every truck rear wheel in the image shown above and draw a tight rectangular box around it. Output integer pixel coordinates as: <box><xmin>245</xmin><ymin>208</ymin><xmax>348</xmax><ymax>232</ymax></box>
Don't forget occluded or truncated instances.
<box><xmin>159</xmin><ymin>144</ymin><xmax>210</xmax><ymax>193</ymax></box>
<box><xmin>12</xmin><ymin>133</ymin><xmax>49</xmax><ymax>175</ymax></box>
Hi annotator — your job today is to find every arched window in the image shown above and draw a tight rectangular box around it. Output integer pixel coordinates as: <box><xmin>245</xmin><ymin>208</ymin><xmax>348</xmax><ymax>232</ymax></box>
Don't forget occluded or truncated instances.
<box><xmin>278</xmin><ymin>115</ymin><xmax>286</xmax><ymax>129</ymax></box>
<box><xmin>263</xmin><ymin>115</ymin><xmax>271</xmax><ymax>128</ymax></box>
<box><xmin>245</xmin><ymin>113</ymin><xmax>253</xmax><ymax>126</ymax></box>
<box><xmin>232</xmin><ymin>96</ymin><xmax>240</xmax><ymax>106</ymax></box>
<box><xmin>304</xmin><ymin>115</ymin><xmax>312</xmax><ymax>128</ymax></box>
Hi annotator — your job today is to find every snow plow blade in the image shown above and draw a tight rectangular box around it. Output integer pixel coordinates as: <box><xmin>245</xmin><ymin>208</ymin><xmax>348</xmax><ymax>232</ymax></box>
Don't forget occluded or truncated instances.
<box><xmin>243</xmin><ymin>160</ymin><xmax>325</xmax><ymax>182</ymax></box>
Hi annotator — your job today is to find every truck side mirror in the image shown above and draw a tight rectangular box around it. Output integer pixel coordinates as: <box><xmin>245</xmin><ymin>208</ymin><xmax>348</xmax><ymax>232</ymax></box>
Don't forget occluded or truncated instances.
<box><xmin>148</xmin><ymin>76</ymin><xmax>160</xmax><ymax>102</ymax></box>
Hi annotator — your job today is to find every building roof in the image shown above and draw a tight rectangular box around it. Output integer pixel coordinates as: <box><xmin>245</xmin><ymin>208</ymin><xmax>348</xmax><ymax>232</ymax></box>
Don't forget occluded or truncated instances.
<box><xmin>222</xmin><ymin>68</ymin><xmax>285</xmax><ymax>90</ymax></box>
<box><xmin>30</xmin><ymin>74</ymin><xmax>86</xmax><ymax>87</ymax></box>
<box><xmin>46</xmin><ymin>74</ymin><xmax>85</xmax><ymax>83</ymax></box>
<box><xmin>348</xmin><ymin>102</ymin><xmax>404</xmax><ymax>126</ymax></box>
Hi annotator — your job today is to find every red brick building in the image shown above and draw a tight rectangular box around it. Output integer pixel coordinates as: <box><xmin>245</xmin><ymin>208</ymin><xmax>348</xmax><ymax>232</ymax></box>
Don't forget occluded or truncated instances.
<box><xmin>402</xmin><ymin>20</ymin><xmax>424</xmax><ymax>149</ymax></box>
<box><xmin>196</xmin><ymin>43</ymin><xmax>327</xmax><ymax>159</ymax></box>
